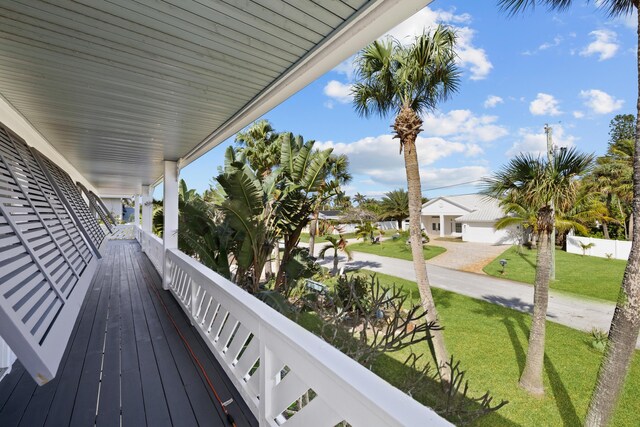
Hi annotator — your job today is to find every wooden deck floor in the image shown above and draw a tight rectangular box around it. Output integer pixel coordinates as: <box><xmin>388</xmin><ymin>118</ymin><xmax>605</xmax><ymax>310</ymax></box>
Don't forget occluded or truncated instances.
<box><xmin>0</xmin><ymin>240</ymin><xmax>257</xmax><ymax>427</ymax></box>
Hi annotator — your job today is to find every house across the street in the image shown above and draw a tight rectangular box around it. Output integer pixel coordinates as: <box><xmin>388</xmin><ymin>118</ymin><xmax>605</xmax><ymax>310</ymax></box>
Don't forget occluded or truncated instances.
<box><xmin>420</xmin><ymin>194</ymin><xmax>518</xmax><ymax>245</ymax></box>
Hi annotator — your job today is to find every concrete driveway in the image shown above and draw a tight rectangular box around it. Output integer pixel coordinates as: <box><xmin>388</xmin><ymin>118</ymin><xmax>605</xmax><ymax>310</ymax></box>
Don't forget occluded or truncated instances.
<box><xmin>425</xmin><ymin>239</ymin><xmax>509</xmax><ymax>274</ymax></box>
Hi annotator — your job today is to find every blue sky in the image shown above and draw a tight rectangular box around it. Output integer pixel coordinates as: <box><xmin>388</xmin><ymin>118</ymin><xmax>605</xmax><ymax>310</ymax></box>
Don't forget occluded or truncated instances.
<box><xmin>177</xmin><ymin>1</ymin><xmax>636</xmax><ymax>200</ymax></box>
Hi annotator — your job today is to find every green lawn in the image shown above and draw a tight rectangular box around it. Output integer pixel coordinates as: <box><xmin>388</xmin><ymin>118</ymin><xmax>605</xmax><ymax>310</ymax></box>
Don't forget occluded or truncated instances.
<box><xmin>310</xmin><ymin>270</ymin><xmax>639</xmax><ymax>426</ymax></box>
<box><xmin>483</xmin><ymin>246</ymin><xmax>626</xmax><ymax>302</ymax></box>
<box><xmin>349</xmin><ymin>238</ymin><xmax>446</xmax><ymax>261</ymax></box>
<box><xmin>298</xmin><ymin>232</ymin><xmax>358</xmax><ymax>244</ymax></box>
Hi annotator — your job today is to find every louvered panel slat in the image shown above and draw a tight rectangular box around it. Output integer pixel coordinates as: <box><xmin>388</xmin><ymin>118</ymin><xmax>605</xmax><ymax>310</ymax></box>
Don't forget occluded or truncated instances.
<box><xmin>76</xmin><ymin>181</ymin><xmax>115</xmax><ymax>233</ymax></box>
<box><xmin>0</xmin><ymin>233</ymin><xmax>20</xmax><ymax>246</ymax></box>
<box><xmin>22</xmin><ymin>289</ymin><xmax>57</xmax><ymax>332</ymax></box>
<box><xmin>14</xmin><ymin>141</ymin><xmax>93</xmax><ymax>272</ymax></box>
<box><xmin>1</xmin><ymin>242</ymin><xmax>30</xmax><ymax>260</ymax></box>
<box><xmin>10</xmin><ymin>279</ymin><xmax>48</xmax><ymax>315</ymax></box>
<box><xmin>25</xmin><ymin>230</ymin><xmax>50</xmax><ymax>244</ymax></box>
<box><xmin>0</xmin><ymin>194</ymin><xmax>26</xmax><ymax>204</ymax></box>
<box><xmin>0</xmin><ymin>123</ymin><xmax>99</xmax><ymax>385</ymax></box>
<box><xmin>0</xmin><ymin>263</ymin><xmax>39</xmax><ymax>292</ymax></box>
<box><xmin>20</xmin><ymin>221</ymin><xmax>49</xmax><ymax>232</ymax></box>
<box><xmin>0</xmin><ymin>252</ymin><xmax>31</xmax><ymax>276</ymax></box>
<box><xmin>32</xmin><ymin>298</ymin><xmax>63</xmax><ymax>344</ymax></box>
<box><xmin>34</xmin><ymin>149</ymin><xmax>105</xmax><ymax>252</ymax></box>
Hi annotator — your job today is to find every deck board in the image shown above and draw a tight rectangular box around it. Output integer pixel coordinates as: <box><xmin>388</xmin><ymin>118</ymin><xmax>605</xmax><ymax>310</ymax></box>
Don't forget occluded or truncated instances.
<box><xmin>0</xmin><ymin>240</ymin><xmax>257</xmax><ymax>426</ymax></box>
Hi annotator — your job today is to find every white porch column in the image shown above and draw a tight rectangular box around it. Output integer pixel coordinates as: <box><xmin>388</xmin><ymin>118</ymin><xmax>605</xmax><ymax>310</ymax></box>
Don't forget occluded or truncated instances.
<box><xmin>163</xmin><ymin>161</ymin><xmax>179</xmax><ymax>290</ymax></box>
<box><xmin>134</xmin><ymin>194</ymin><xmax>140</xmax><ymax>226</ymax></box>
<box><xmin>141</xmin><ymin>185</ymin><xmax>152</xmax><ymax>233</ymax></box>
<box><xmin>439</xmin><ymin>214</ymin><xmax>445</xmax><ymax>238</ymax></box>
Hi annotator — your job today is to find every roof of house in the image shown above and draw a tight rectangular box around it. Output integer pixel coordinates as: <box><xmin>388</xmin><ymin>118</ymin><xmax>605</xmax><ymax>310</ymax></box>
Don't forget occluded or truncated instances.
<box><xmin>454</xmin><ymin>197</ymin><xmax>506</xmax><ymax>223</ymax></box>
<box><xmin>422</xmin><ymin>194</ymin><xmax>489</xmax><ymax>212</ymax></box>
<box><xmin>421</xmin><ymin>194</ymin><xmax>506</xmax><ymax>223</ymax></box>
<box><xmin>318</xmin><ymin>210</ymin><xmax>342</xmax><ymax>220</ymax></box>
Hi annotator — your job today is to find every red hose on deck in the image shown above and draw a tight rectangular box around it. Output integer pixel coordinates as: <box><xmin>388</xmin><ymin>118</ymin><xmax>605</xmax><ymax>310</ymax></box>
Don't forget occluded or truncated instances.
<box><xmin>144</xmin><ymin>272</ymin><xmax>238</xmax><ymax>427</ymax></box>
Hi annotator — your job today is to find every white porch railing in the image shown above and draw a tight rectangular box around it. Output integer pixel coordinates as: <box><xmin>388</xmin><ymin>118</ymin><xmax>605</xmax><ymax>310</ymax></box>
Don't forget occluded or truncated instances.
<box><xmin>136</xmin><ymin>227</ymin><xmax>451</xmax><ymax>426</ymax></box>
<box><xmin>137</xmin><ymin>227</ymin><xmax>164</xmax><ymax>274</ymax></box>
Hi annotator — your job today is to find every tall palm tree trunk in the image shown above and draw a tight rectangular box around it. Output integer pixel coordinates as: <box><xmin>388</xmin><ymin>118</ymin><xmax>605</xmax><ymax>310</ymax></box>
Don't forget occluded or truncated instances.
<box><xmin>585</xmin><ymin>14</ymin><xmax>640</xmax><ymax>424</ymax></box>
<box><xmin>397</xmin><ymin>106</ymin><xmax>449</xmax><ymax>378</ymax></box>
<box><xmin>519</xmin><ymin>207</ymin><xmax>553</xmax><ymax>395</ymax></box>
<box><xmin>309</xmin><ymin>209</ymin><xmax>319</xmax><ymax>255</ymax></box>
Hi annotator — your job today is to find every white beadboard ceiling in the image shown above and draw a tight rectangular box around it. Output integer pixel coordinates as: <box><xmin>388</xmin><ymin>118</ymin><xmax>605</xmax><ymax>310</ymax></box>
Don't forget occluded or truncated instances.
<box><xmin>0</xmin><ymin>0</ymin><xmax>429</xmax><ymax>195</ymax></box>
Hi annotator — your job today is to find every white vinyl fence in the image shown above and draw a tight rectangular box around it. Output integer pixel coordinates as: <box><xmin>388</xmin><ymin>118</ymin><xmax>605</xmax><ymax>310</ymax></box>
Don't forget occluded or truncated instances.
<box><xmin>566</xmin><ymin>235</ymin><xmax>631</xmax><ymax>260</ymax></box>
<box><xmin>136</xmin><ymin>226</ymin><xmax>451</xmax><ymax>427</ymax></box>
<box><xmin>323</xmin><ymin>221</ymin><xmax>400</xmax><ymax>234</ymax></box>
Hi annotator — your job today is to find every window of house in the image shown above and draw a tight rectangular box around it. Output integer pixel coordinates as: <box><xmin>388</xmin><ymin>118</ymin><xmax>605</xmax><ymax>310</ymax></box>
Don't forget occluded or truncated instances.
<box><xmin>432</xmin><ymin>223</ymin><xmax>440</xmax><ymax>231</ymax></box>
<box><xmin>455</xmin><ymin>223</ymin><xmax>462</xmax><ymax>233</ymax></box>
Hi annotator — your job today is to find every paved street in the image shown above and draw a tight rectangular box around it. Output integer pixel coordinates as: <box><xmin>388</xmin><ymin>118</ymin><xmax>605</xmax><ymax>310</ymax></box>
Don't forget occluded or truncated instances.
<box><xmin>315</xmin><ymin>249</ymin><xmax>639</xmax><ymax>348</ymax></box>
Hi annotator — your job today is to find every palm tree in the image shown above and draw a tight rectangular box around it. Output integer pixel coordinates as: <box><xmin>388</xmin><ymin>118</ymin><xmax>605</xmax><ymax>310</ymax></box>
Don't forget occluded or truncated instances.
<box><xmin>355</xmin><ymin>221</ymin><xmax>383</xmax><ymax>243</ymax></box>
<box><xmin>380</xmin><ymin>189</ymin><xmax>410</xmax><ymax>229</ymax></box>
<box><xmin>309</xmin><ymin>154</ymin><xmax>352</xmax><ymax>255</ymax></box>
<box><xmin>353</xmin><ymin>192</ymin><xmax>367</xmax><ymax>206</ymax></box>
<box><xmin>351</xmin><ymin>25</ymin><xmax>460</xmax><ymax>376</ymax></box>
<box><xmin>499</xmin><ymin>2</ymin><xmax>639</xmax><ymax>424</ymax></box>
<box><xmin>318</xmin><ymin>235</ymin><xmax>353</xmax><ymax>275</ymax></box>
<box><xmin>484</xmin><ymin>148</ymin><xmax>593</xmax><ymax>395</ymax></box>
<box><xmin>235</xmin><ymin>119</ymin><xmax>280</xmax><ymax>178</ymax></box>
<box><xmin>494</xmin><ymin>198</ymin><xmax>538</xmax><ymax>247</ymax></box>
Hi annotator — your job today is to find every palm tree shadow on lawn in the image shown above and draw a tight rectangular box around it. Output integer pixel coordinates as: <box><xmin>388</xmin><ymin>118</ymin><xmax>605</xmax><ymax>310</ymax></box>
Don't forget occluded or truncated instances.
<box><xmin>472</xmin><ymin>298</ymin><xmax>580</xmax><ymax>426</ymax></box>
<box><xmin>516</xmin><ymin>250</ymin><xmax>537</xmax><ymax>270</ymax></box>
<box><xmin>371</xmin><ymin>352</ymin><xmax>519</xmax><ymax>426</ymax></box>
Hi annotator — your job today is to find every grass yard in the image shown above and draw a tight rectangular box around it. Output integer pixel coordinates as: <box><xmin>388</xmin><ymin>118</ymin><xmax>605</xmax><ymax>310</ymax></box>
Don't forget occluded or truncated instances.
<box><xmin>483</xmin><ymin>246</ymin><xmax>626</xmax><ymax>302</ymax></box>
<box><xmin>298</xmin><ymin>232</ymin><xmax>358</xmax><ymax>244</ymax></box>
<box><xmin>349</xmin><ymin>238</ymin><xmax>446</xmax><ymax>261</ymax></box>
<box><xmin>310</xmin><ymin>270</ymin><xmax>639</xmax><ymax>426</ymax></box>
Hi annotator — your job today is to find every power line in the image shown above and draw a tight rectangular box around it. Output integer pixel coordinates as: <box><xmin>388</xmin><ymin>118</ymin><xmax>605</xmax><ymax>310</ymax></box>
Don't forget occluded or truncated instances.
<box><xmin>422</xmin><ymin>179</ymin><xmax>484</xmax><ymax>192</ymax></box>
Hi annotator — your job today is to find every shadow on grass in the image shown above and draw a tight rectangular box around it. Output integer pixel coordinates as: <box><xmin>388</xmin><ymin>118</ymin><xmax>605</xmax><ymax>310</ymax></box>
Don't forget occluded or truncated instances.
<box><xmin>372</xmin><ymin>352</ymin><xmax>519</xmax><ymax>426</ymax></box>
<box><xmin>545</xmin><ymin>354</ymin><xmax>581</xmax><ymax>427</ymax></box>
<box><xmin>516</xmin><ymin>250</ymin><xmax>536</xmax><ymax>269</ymax></box>
<box><xmin>472</xmin><ymin>297</ymin><xmax>580</xmax><ymax>426</ymax></box>
<box><xmin>297</xmin><ymin>299</ymin><xmax>513</xmax><ymax>425</ymax></box>
<box><xmin>473</xmin><ymin>298</ymin><xmax>529</xmax><ymax>376</ymax></box>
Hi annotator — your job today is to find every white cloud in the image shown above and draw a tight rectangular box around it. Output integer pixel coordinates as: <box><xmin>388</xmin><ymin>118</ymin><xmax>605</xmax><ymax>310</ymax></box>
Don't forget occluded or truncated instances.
<box><xmin>580</xmin><ymin>89</ymin><xmax>624</xmax><ymax>114</ymax></box>
<box><xmin>580</xmin><ymin>29</ymin><xmax>619</xmax><ymax>61</ymax></box>
<box><xmin>323</xmin><ymin>80</ymin><xmax>353</xmax><ymax>103</ymax></box>
<box><xmin>422</xmin><ymin>109</ymin><xmax>509</xmax><ymax>143</ymax></box>
<box><xmin>332</xmin><ymin>57</ymin><xmax>356</xmax><ymax>79</ymax></box>
<box><xmin>386</xmin><ymin>7</ymin><xmax>492</xmax><ymax>80</ymax></box>
<box><xmin>454</xmin><ymin>27</ymin><xmax>493</xmax><ymax>80</ymax></box>
<box><xmin>315</xmin><ymin>134</ymin><xmax>486</xmax><ymax>187</ymax></box>
<box><xmin>420</xmin><ymin>166</ymin><xmax>489</xmax><ymax>190</ymax></box>
<box><xmin>619</xmin><ymin>10</ymin><xmax>637</xmax><ymax>29</ymax></box>
<box><xmin>522</xmin><ymin>35</ymin><xmax>563</xmax><ymax>55</ymax></box>
<box><xmin>539</xmin><ymin>35</ymin><xmax>563</xmax><ymax>50</ymax></box>
<box><xmin>529</xmin><ymin>93</ymin><xmax>562</xmax><ymax>116</ymax></box>
<box><xmin>386</xmin><ymin>7</ymin><xmax>471</xmax><ymax>42</ymax></box>
<box><xmin>506</xmin><ymin>126</ymin><xmax>577</xmax><ymax>157</ymax></box>
<box><xmin>572</xmin><ymin>111</ymin><xmax>585</xmax><ymax>119</ymax></box>
<box><xmin>483</xmin><ymin>95</ymin><xmax>504</xmax><ymax>108</ymax></box>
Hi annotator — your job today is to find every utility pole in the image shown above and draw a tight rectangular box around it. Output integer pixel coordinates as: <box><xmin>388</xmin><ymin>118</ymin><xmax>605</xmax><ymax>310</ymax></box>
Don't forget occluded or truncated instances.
<box><xmin>545</xmin><ymin>124</ymin><xmax>556</xmax><ymax>280</ymax></box>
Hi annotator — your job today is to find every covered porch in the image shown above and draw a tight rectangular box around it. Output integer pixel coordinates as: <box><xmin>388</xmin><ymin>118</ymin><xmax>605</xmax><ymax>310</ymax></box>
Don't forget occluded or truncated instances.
<box><xmin>0</xmin><ymin>0</ymin><xmax>453</xmax><ymax>425</ymax></box>
<box><xmin>421</xmin><ymin>214</ymin><xmax>462</xmax><ymax>238</ymax></box>
<box><xmin>0</xmin><ymin>239</ymin><xmax>256</xmax><ymax>426</ymax></box>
